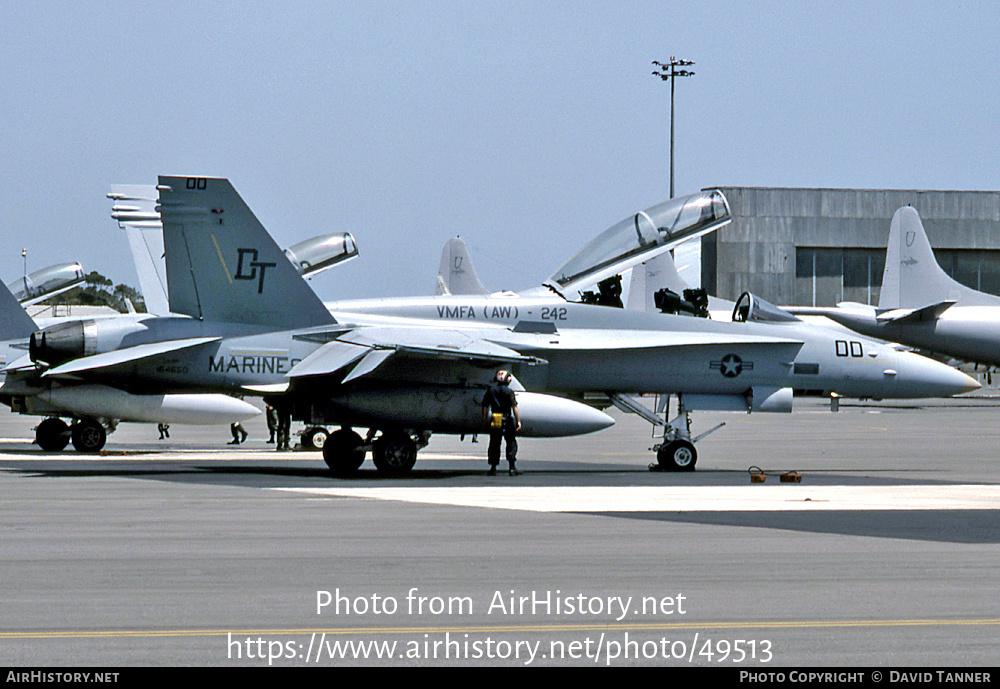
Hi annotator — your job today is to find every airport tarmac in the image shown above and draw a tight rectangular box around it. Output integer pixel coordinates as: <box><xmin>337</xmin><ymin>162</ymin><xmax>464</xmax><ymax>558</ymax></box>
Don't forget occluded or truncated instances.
<box><xmin>1</xmin><ymin>395</ymin><xmax>999</xmax><ymax>667</ymax></box>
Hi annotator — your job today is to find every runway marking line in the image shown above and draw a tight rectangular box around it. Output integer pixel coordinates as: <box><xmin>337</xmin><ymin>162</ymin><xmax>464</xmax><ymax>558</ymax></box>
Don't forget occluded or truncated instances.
<box><xmin>273</xmin><ymin>485</ymin><xmax>1000</xmax><ymax>513</ymax></box>
<box><xmin>4</xmin><ymin>617</ymin><xmax>1000</xmax><ymax>640</ymax></box>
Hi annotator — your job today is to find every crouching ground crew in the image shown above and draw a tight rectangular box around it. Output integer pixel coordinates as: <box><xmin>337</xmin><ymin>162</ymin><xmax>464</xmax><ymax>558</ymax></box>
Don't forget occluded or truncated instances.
<box><xmin>481</xmin><ymin>370</ymin><xmax>522</xmax><ymax>476</ymax></box>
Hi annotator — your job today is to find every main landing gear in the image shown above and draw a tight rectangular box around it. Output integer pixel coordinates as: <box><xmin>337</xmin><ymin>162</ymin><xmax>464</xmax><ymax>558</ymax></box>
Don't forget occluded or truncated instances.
<box><xmin>321</xmin><ymin>427</ymin><xmax>430</xmax><ymax>477</ymax></box>
<box><xmin>35</xmin><ymin>417</ymin><xmax>111</xmax><ymax>453</ymax></box>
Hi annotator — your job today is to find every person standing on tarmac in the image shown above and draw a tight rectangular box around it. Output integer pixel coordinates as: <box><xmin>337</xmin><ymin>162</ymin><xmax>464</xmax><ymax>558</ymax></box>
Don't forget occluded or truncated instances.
<box><xmin>228</xmin><ymin>422</ymin><xmax>248</xmax><ymax>445</ymax></box>
<box><xmin>481</xmin><ymin>370</ymin><xmax>521</xmax><ymax>476</ymax></box>
<box><xmin>265</xmin><ymin>403</ymin><xmax>278</xmax><ymax>443</ymax></box>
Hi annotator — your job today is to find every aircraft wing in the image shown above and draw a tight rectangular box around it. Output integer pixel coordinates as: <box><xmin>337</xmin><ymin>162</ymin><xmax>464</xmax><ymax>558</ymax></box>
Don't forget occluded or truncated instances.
<box><xmin>876</xmin><ymin>301</ymin><xmax>957</xmax><ymax>324</ymax></box>
<box><xmin>40</xmin><ymin>337</ymin><xmax>222</xmax><ymax>379</ymax></box>
<box><xmin>289</xmin><ymin>326</ymin><xmax>544</xmax><ymax>384</ymax></box>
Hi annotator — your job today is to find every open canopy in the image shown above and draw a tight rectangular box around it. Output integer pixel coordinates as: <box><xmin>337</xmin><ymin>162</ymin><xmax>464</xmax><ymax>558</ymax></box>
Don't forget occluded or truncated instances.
<box><xmin>546</xmin><ymin>190</ymin><xmax>730</xmax><ymax>296</ymax></box>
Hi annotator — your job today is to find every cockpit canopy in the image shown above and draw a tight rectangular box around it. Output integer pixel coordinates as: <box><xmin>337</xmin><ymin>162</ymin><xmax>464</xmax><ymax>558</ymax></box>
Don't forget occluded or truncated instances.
<box><xmin>284</xmin><ymin>233</ymin><xmax>359</xmax><ymax>278</ymax></box>
<box><xmin>546</xmin><ymin>189</ymin><xmax>730</xmax><ymax>296</ymax></box>
<box><xmin>732</xmin><ymin>292</ymin><xmax>800</xmax><ymax>323</ymax></box>
<box><xmin>7</xmin><ymin>262</ymin><xmax>86</xmax><ymax>305</ymax></box>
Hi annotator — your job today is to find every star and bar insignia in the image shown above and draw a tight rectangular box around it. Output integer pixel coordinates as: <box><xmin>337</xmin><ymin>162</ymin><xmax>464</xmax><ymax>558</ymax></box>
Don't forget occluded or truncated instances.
<box><xmin>710</xmin><ymin>353</ymin><xmax>753</xmax><ymax>378</ymax></box>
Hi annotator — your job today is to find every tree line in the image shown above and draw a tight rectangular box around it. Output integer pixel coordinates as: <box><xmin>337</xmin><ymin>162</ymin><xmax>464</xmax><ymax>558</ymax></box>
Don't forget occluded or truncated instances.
<box><xmin>48</xmin><ymin>271</ymin><xmax>147</xmax><ymax>313</ymax></box>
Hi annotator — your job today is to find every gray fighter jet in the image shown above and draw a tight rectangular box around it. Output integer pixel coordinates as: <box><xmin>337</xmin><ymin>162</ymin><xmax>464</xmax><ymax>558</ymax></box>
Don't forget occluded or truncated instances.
<box><xmin>3</xmin><ymin>177</ymin><xmax>615</xmax><ymax>462</ymax></box>
<box><xmin>0</xmin><ymin>278</ymin><xmax>261</xmax><ymax>451</ymax></box>
<box><xmin>3</xmin><ymin>179</ymin><xmax>978</xmax><ymax>474</ymax></box>
<box><xmin>792</xmin><ymin>206</ymin><xmax>1000</xmax><ymax>371</ymax></box>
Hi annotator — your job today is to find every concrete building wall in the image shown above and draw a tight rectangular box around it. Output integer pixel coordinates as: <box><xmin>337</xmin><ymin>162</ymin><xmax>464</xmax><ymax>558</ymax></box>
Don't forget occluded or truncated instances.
<box><xmin>703</xmin><ymin>187</ymin><xmax>1000</xmax><ymax>307</ymax></box>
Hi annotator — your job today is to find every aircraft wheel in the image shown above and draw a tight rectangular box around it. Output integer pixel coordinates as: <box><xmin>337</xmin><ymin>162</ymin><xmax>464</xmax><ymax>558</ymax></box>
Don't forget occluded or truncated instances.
<box><xmin>322</xmin><ymin>429</ymin><xmax>366</xmax><ymax>476</ymax></box>
<box><xmin>36</xmin><ymin>418</ymin><xmax>71</xmax><ymax>452</ymax></box>
<box><xmin>657</xmin><ymin>439</ymin><xmax>697</xmax><ymax>471</ymax></box>
<box><xmin>71</xmin><ymin>418</ymin><xmax>107</xmax><ymax>453</ymax></box>
<box><xmin>372</xmin><ymin>431</ymin><xmax>417</xmax><ymax>477</ymax></box>
<box><xmin>302</xmin><ymin>426</ymin><xmax>329</xmax><ymax>451</ymax></box>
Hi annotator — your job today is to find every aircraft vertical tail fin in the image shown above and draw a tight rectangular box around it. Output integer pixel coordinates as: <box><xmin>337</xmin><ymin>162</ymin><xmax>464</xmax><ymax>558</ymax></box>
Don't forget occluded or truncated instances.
<box><xmin>435</xmin><ymin>237</ymin><xmax>489</xmax><ymax>295</ymax></box>
<box><xmin>880</xmin><ymin>206</ymin><xmax>1000</xmax><ymax>310</ymax></box>
<box><xmin>0</xmin><ymin>279</ymin><xmax>38</xmax><ymax>341</ymax></box>
<box><xmin>157</xmin><ymin>176</ymin><xmax>335</xmax><ymax>329</ymax></box>
<box><xmin>109</xmin><ymin>184</ymin><xmax>171</xmax><ymax>315</ymax></box>
<box><xmin>626</xmin><ymin>251</ymin><xmax>690</xmax><ymax>311</ymax></box>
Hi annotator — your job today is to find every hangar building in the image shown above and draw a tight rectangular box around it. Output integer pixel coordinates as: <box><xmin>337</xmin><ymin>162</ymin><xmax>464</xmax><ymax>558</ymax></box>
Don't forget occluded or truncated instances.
<box><xmin>701</xmin><ymin>187</ymin><xmax>1000</xmax><ymax>308</ymax></box>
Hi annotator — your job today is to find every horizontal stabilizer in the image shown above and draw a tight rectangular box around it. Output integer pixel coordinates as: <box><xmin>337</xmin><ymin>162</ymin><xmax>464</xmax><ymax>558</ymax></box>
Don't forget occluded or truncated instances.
<box><xmin>43</xmin><ymin>337</ymin><xmax>221</xmax><ymax>379</ymax></box>
<box><xmin>0</xmin><ymin>280</ymin><xmax>37</xmax><ymax>342</ymax></box>
<box><xmin>3</xmin><ymin>354</ymin><xmax>39</xmax><ymax>374</ymax></box>
<box><xmin>876</xmin><ymin>301</ymin><xmax>956</xmax><ymax>324</ymax></box>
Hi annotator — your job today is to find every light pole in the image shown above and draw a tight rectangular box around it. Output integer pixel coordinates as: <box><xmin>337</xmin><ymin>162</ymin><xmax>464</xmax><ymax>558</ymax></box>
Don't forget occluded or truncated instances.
<box><xmin>652</xmin><ymin>58</ymin><xmax>695</xmax><ymax>198</ymax></box>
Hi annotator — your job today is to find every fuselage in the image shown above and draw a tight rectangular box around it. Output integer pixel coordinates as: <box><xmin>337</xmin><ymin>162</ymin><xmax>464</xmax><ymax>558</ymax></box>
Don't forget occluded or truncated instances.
<box><xmin>4</xmin><ymin>296</ymin><xmax>979</xmax><ymax>410</ymax></box>
<box><xmin>822</xmin><ymin>305</ymin><xmax>1000</xmax><ymax>369</ymax></box>
<box><xmin>318</xmin><ymin>296</ymin><xmax>977</xmax><ymax>399</ymax></box>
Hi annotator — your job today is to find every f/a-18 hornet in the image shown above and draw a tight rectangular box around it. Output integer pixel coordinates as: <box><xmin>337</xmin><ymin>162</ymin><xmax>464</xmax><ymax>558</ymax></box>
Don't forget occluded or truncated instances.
<box><xmin>3</xmin><ymin>179</ymin><xmax>978</xmax><ymax>474</ymax></box>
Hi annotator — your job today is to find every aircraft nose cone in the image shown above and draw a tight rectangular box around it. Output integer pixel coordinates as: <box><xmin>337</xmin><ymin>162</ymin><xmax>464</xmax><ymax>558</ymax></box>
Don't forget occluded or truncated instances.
<box><xmin>895</xmin><ymin>351</ymin><xmax>981</xmax><ymax>397</ymax></box>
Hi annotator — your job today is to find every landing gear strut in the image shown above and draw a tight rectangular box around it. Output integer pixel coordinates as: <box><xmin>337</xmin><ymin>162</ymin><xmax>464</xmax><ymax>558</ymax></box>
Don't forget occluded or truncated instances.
<box><xmin>654</xmin><ymin>395</ymin><xmax>698</xmax><ymax>471</ymax></box>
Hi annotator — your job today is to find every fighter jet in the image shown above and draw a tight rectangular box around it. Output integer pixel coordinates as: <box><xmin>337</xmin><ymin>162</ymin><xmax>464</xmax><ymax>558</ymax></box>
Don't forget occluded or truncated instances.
<box><xmin>791</xmin><ymin>206</ymin><xmax>1000</xmax><ymax>371</ymax></box>
<box><xmin>428</xmin><ymin>231</ymin><xmax>950</xmax><ymax>470</ymax></box>
<box><xmin>0</xmin><ymin>276</ymin><xmax>261</xmax><ymax>451</ymax></box>
<box><xmin>7</xmin><ymin>176</ymin><xmax>974</xmax><ymax>476</ymax></box>
<box><xmin>3</xmin><ymin>177</ymin><xmax>617</xmax><ymax>464</ymax></box>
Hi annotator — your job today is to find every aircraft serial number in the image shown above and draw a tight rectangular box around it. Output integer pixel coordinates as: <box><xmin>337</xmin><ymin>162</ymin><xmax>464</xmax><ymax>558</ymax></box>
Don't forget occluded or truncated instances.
<box><xmin>156</xmin><ymin>365</ymin><xmax>189</xmax><ymax>374</ymax></box>
<box><xmin>541</xmin><ymin>307</ymin><xmax>568</xmax><ymax>321</ymax></box>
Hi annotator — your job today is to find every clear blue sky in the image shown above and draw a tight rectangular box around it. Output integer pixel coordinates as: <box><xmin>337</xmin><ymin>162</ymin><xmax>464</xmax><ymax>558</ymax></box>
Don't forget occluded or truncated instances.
<box><xmin>2</xmin><ymin>1</ymin><xmax>998</xmax><ymax>301</ymax></box>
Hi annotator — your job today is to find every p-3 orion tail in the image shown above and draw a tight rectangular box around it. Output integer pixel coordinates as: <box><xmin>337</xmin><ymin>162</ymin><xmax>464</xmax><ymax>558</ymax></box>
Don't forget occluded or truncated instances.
<box><xmin>880</xmin><ymin>206</ymin><xmax>1000</xmax><ymax>312</ymax></box>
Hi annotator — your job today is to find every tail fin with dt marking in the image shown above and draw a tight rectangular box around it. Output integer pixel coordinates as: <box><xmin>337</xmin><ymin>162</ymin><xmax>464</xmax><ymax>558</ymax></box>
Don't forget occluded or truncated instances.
<box><xmin>157</xmin><ymin>176</ymin><xmax>335</xmax><ymax>329</ymax></box>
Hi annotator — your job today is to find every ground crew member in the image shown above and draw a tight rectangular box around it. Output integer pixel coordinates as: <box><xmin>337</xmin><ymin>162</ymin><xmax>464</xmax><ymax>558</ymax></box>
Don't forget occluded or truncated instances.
<box><xmin>228</xmin><ymin>422</ymin><xmax>248</xmax><ymax>445</ymax></box>
<box><xmin>481</xmin><ymin>370</ymin><xmax>521</xmax><ymax>475</ymax></box>
<box><xmin>266</xmin><ymin>403</ymin><xmax>278</xmax><ymax>443</ymax></box>
<box><xmin>275</xmin><ymin>402</ymin><xmax>291</xmax><ymax>451</ymax></box>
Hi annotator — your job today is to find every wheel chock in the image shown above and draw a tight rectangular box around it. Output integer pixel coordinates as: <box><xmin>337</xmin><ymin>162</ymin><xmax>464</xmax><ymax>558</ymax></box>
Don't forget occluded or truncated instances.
<box><xmin>748</xmin><ymin>466</ymin><xmax>802</xmax><ymax>483</ymax></box>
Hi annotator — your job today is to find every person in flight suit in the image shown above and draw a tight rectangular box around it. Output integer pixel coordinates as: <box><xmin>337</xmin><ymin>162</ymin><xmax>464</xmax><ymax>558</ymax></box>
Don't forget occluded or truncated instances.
<box><xmin>481</xmin><ymin>370</ymin><xmax>522</xmax><ymax>476</ymax></box>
